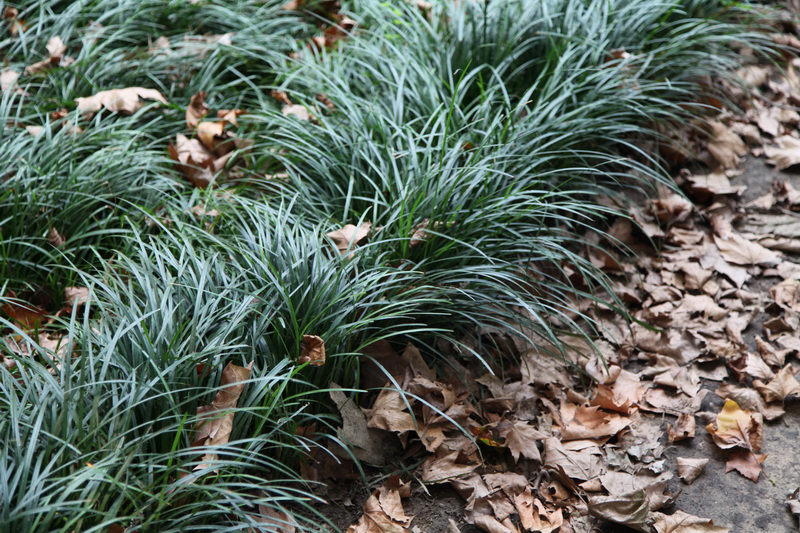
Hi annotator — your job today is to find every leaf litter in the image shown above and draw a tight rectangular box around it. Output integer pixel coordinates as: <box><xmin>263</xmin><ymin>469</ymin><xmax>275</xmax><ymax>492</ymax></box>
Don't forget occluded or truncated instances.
<box><xmin>329</xmin><ymin>13</ymin><xmax>800</xmax><ymax>533</ymax></box>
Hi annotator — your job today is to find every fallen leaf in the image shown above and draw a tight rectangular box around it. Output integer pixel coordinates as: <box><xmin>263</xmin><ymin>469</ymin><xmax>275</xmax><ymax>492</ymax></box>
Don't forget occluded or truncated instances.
<box><xmin>365</xmin><ymin>388</ymin><xmax>416</xmax><ymax>434</ymax></box>
<box><xmin>588</xmin><ymin>489</ymin><xmax>652</xmax><ymax>533</ymax></box>
<box><xmin>766</xmin><ymin>135</ymin><xmax>800</xmax><ymax>170</ymax></box>
<box><xmin>330</xmin><ymin>386</ymin><xmax>397</xmax><ymax>465</ymax></box>
<box><xmin>706</xmin><ymin>121</ymin><xmax>747</xmax><ymax>169</ymax></box>
<box><xmin>676</xmin><ymin>457</ymin><xmax>708</xmax><ymax>485</ymax></box>
<box><xmin>347</xmin><ymin>476</ymin><xmax>412</xmax><ymax>533</ymax></box>
<box><xmin>496</xmin><ymin>419</ymin><xmax>546</xmax><ymax>462</ymax></box>
<box><xmin>713</xmin><ymin>233</ymin><xmax>779</xmax><ymax>266</ymax></box>
<box><xmin>706</xmin><ymin>399</ymin><xmax>762</xmax><ymax>452</ymax></box>
<box><xmin>254</xmin><ymin>504</ymin><xmax>296</xmax><ymax>533</ymax></box>
<box><xmin>192</xmin><ymin>361</ymin><xmax>252</xmax><ymax>471</ymax></box>
<box><xmin>298</xmin><ymin>334</ymin><xmax>325</xmax><ymax>366</ymax></box>
<box><xmin>64</xmin><ymin>287</ymin><xmax>89</xmax><ymax>308</ymax></box>
<box><xmin>1</xmin><ymin>69</ymin><xmax>18</xmax><ymax>92</ymax></box>
<box><xmin>754</xmin><ymin>365</ymin><xmax>800</xmax><ymax>403</ymax></box>
<box><xmin>168</xmin><ymin>134</ymin><xmax>215</xmax><ymax>188</ymax></box>
<box><xmin>559</xmin><ymin>404</ymin><xmax>631</xmax><ymax>440</ymax></box>
<box><xmin>667</xmin><ymin>414</ymin><xmax>696</xmax><ymax>443</ymax></box>
<box><xmin>543</xmin><ymin>437</ymin><xmax>604</xmax><ymax>481</ymax></box>
<box><xmin>76</xmin><ymin>87</ymin><xmax>167</xmax><ymax>115</ymax></box>
<box><xmin>652</xmin><ymin>510</ymin><xmax>730</xmax><ymax>532</ymax></box>
<box><xmin>186</xmin><ymin>91</ymin><xmax>209</xmax><ymax>129</ymax></box>
<box><xmin>419</xmin><ymin>448</ymin><xmax>478</xmax><ymax>483</ymax></box>
<box><xmin>282</xmin><ymin>104</ymin><xmax>312</xmax><ymax>121</ymax></box>
<box><xmin>48</xmin><ymin>227</ymin><xmax>66</xmax><ymax>248</ymax></box>
<box><xmin>724</xmin><ymin>449</ymin><xmax>766</xmax><ymax>483</ymax></box>
<box><xmin>326</xmin><ymin>223</ymin><xmax>371</xmax><ymax>256</ymax></box>
<box><xmin>714</xmin><ymin>384</ymin><xmax>784</xmax><ymax>421</ymax></box>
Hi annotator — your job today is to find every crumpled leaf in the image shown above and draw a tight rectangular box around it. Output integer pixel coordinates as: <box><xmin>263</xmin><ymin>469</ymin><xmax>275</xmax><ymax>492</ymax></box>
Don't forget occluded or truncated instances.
<box><xmin>754</xmin><ymin>365</ymin><xmax>800</xmax><ymax>403</ymax></box>
<box><xmin>766</xmin><ymin>135</ymin><xmax>800</xmax><ymax>170</ymax></box>
<box><xmin>326</xmin><ymin>223</ymin><xmax>371</xmax><ymax>256</ymax></box>
<box><xmin>192</xmin><ymin>361</ymin><xmax>252</xmax><ymax>471</ymax></box>
<box><xmin>543</xmin><ymin>437</ymin><xmax>604</xmax><ymax>481</ymax></box>
<box><xmin>667</xmin><ymin>413</ymin><xmax>696</xmax><ymax>443</ymax></box>
<box><xmin>706</xmin><ymin>121</ymin><xmax>747</xmax><ymax>169</ymax></box>
<box><xmin>76</xmin><ymin>87</ymin><xmax>167</xmax><ymax>115</ymax></box>
<box><xmin>298</xmin><ymin>334</ymin><xmax>325</xmax><ymax>366</ymax></box>
<box><xmin>588</xmin><ymin>488</ymin><xmax>652</xmax><ymax>532</ymax></box>
<box><xmin>706</xmin><ymin>399</ymin><xmax>766</xmax><ymax>482</ymax></box>
<box><xmin>24</xmin><ymin>36</ymin><xmax>72</xmax><ymax>75</ymax></box>
<box><xmin>365</xmin><ymin>388</ymin><xmax>416</xmax><ymax>434</ymax></box>
<box><xmin>559</xmin><ymin>403</ymin><xmax>631</xmax><ymax>440</ymax></box>
<box><xmin>706</xmin><ymin>399</ymin><xmax>762</xmax><ymax>452</ymax></box>
<box><xmin>167</xmin><ymin>134</ymin><xmax>215</xmax><ymax>188</ymax></box>
<box><xmin>652</xmin><ymin>510</ymin><xmax>730</xmax><ymax>532</ymax></box>
<box><xmin>676</xmin><ymin>457</ymin><xmax>708</xmax><ymax>485</ymax></box>
<box><xmin>347</xmin><ymin>476</ymin><xmax>412</xmax><ymax>533</ymax></box>
<box><xmin>186</xmin><ymin>91</ymin><xmax>209</xmax><ymax>129</ymax></box>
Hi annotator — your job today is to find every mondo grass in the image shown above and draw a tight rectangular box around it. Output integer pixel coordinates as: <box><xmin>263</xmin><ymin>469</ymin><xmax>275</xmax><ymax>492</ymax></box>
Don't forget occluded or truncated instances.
<box><xmin>0</xmin><ymin>0</ymin><xmax>779</xmax><ymax>531</ymax></box>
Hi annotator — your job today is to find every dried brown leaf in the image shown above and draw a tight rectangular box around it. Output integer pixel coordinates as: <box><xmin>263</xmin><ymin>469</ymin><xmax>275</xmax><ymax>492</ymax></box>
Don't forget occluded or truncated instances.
<box><xmin>676</xmin><ymin>457</ymin><xmax>708</xmax><ymax>485</ymax></box>
<box><xmin>186</xmin><ymin>91</ymin><xmax>209</xmax><ymax>129</ymax></box>
<box><xmin>298</xmin><ymin>334</ymin><xmax>325</xmax><ymax>366</ymax></box>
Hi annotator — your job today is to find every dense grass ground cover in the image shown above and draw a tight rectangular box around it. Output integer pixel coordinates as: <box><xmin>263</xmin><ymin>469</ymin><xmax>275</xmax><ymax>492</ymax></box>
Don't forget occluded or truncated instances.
<box><xmin>0</xmin><ymin>0</ymin><xmax>774</xmax><ymax>530</ymax></box>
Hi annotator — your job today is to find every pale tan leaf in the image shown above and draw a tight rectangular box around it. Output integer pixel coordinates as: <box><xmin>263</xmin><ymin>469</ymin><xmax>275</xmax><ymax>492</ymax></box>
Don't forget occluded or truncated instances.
<box><xmin>713</xmin><ymin>233</ymin><xmax>779</xmax><ymax>266</ymax></box>
<box><xmin>652</xmin><ymin>510</ymin><xmax>730</xmax><ymax>532</ymax></box>
<box><xmin>754</xmin><ymin>365</ymin><xmax>800</xmax><ymax>403</ymax></box>
<box><xmin>76</xmin><ymin>87</ymin><xmax>167</xmax><ymax>115</ymax></box>
<box><xmin>676</xmin><ymin>457</ymin><xmax>708</xmax><ymax>485</ymax></box>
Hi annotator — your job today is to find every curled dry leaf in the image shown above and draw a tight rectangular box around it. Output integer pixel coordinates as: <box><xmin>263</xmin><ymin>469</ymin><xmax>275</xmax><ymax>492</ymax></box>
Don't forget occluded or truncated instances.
<box><xmin>706</xmin><ymin>399</ymin><xmax>765</xmax><ymax>482</ymax></box>
<box><xmin>714</xmin><ymin>384</ymin><xmax>784</xmax><ymax>421</ymax></box>
<box><xmin>365</xmin><ymin>388</ymin><xmax>416</xmax><ymax>434</ymax></box>
<box><xmin>76</xmin><ymin>87</ymin><xmax>167</xmax><ymax>115</ymax></box>
<box><xmin>24</xmin><ymin>36</ymin><xmax>70</xmax><ymax>75</ymax></box>
<box><xmin>186</xmin><ymin>91</ymin><xmax>209</xmax><ymax>129</ymax></box>
<box><xmin>298</xmin><ymin>334</ymin><xmax>326</xmax><ymax>366</ymax></box>
<box><xmin>559</xmin><ymin>403</ymin><xmax>631</xmax><ymax>440</ymax></box>
<box><xmin>48</xmin><ymin>227</ymin><xmax>66</xmax><ymax>248</ymax></box>
<box><xmin>326</xmin><ymin>222</ymin><xmax>371</xmax><ymax>256</ymax></box>
<box><xmin>667</xmin><ymin>413</ymin><xmax>696</xmax><ymax>443</ymax></box>
<box><xmin>588</xmin><ymin>489</ymin><xmax>652</xmax><ymax>533</ymax></box>
<box><xmin>347</xmin><ymin>476</ymin><xmax>413</xmax><ymax>533</ymax></box>
<box><xmin>192</xmin><ymin>361</ymin><xmax>252</xmax><ymax>471</ymax></box>
<box><xmin>676</xmin><ymin>457</ymin><xmax>708</xmax><ymax>485</ymax></box>
<box><xmin>706</xmin><ymin>121</ymin><xmax>747</xmax><ymax>169</ymax></box>
<box><xmin>167</xmin><ymin>134</ymin><xmax>215</xmax><ymax>188</ymax></box>
<box><xmin>754</xmin><ymin>365</ymin><xmax>800</xmax><ymax>403</ymax></box>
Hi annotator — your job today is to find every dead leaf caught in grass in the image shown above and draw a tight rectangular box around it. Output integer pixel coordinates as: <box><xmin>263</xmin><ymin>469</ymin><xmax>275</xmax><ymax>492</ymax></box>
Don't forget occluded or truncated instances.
<box><xmin>76</xmin><ymin>87</ymin><xmax>167</xmax><ymax>115</ymax></box>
